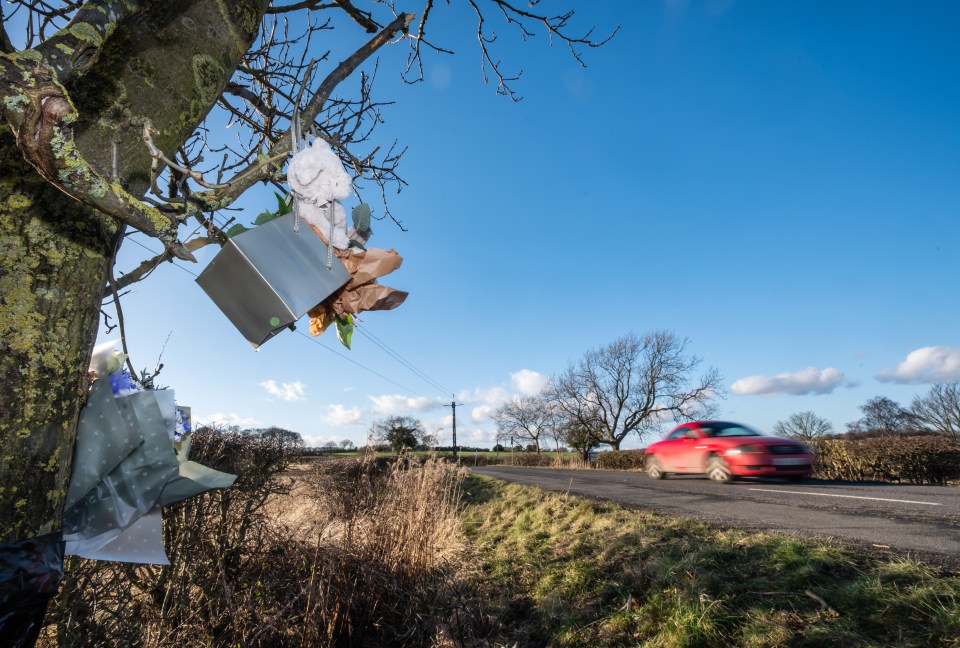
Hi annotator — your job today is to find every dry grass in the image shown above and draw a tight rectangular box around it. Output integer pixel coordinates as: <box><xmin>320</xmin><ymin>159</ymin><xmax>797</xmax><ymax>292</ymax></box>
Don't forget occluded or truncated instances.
<box><xmin>290</xmin><ymin>455</ymin><xmax>465</xmax><ymax>574</ymax></box>
<box><xmin>40</xmin><ymin>431</ymin><xmax>483</xmax><ymax>647</ymax></box>
<box><xmin>279</xmin><ymin>454</ymin><xmax>482</xmax><ymax>647</ymax></box>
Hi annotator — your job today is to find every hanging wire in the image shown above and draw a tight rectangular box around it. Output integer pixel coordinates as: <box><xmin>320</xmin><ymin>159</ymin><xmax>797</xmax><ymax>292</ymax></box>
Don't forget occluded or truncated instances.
<box><xmin>354</xmin><ymin>323</ymin><xmax>452</xmax><ymax>397</ymax></box>
<box><xmin>325</xmin><ymin>203</ymin><xmax>335</xmax><ymax>270</ymax></box>
<box><xmin>293</xmin><ymin>331</ymin><xmax>427</xmax><ymax>398</ymax></box>
<box><xmin>290</xmin><ymin>104</ymin><xmax>302</xmax><ymax>235</ymax></box>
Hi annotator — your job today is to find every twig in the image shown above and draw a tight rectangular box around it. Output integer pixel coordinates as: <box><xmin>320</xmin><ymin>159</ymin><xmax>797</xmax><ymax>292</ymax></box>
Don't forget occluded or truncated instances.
<box><xmin>804</xmin><ymin>589</ymin><xmax>838</xmax><ymax>616</ymax></box>
<box><xmin>142</xmin><ymin>119</ymin><xmax>230</xmax><ymax>192</ymax></box>
<box><xmin>106</xmin><ymin>236</ymin><xmax>140</xmax><ymax>383</ymax></box>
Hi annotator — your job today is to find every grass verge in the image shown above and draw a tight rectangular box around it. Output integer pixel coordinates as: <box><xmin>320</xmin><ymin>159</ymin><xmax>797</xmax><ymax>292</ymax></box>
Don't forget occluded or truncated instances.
<box><xmin>461</xmin><ymin>474</ymin><xmax>960</xmax><ymax>647</ymax></box>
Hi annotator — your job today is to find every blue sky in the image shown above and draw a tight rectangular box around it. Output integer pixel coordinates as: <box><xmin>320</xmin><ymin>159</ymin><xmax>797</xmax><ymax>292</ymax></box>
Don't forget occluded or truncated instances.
<box><xmin>95</xmin><ymin>1</ymin><xmax>960</xmax><ymax>448</ymax></box>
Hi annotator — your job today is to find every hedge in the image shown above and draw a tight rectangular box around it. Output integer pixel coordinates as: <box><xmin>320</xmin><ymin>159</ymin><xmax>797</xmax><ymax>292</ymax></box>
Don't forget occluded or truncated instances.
<box><xmin>811</xmin><ymin>434</ymin><xmax>960</xmax><ymax>485</ymax></box>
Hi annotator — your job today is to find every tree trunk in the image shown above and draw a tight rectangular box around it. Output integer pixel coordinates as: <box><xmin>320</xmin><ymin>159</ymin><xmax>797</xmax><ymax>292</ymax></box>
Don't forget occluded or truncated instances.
<box><xmin>0</xmin><ymin>0</ymin><xmax>269</xmax><ymax>544</ymax></box>
<box><xmin>0</xmin><ymin>127</ymin><xmax>116</xmax><ymax>543</ymax></box>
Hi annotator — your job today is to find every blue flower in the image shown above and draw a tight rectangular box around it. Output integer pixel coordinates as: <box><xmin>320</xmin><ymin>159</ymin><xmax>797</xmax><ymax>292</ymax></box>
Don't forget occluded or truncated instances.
<box><xmin>174</xmin><ymin>406</ymin><xmax>191</xmax><ymax>442</ymax></box>
<box><xmin>109</xmin><ymin>370</ymin><xmax>141</xmax><ymax>396</ymax></box>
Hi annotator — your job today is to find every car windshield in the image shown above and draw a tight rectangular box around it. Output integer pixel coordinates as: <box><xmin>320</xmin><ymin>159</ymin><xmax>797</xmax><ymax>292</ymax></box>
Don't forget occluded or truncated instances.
<box><xmin>702</xmin><ymin>424</ymin><xmax>761</xmax><ymax>438</ymax></box>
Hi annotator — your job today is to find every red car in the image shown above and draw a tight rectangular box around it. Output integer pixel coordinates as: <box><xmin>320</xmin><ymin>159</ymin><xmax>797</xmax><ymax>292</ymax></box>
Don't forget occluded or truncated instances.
<box><xmin>644</xmin><ymin>421</ymin><xmax>814</xmax><ymax>483</ymax></box>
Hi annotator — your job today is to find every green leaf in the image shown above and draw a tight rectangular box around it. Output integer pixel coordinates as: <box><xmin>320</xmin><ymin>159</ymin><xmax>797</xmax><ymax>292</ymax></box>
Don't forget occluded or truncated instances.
<box><xmin>335</xmin><ymin>314</ymin><xmax>354</xmax><ymax>350</ymax></box>
<box><xmin>253</xmin><ymin>211</ymin><xmax>272</xmax><ymax>225</ymax></box>
<box><xmin>253</xmin><ymin>193</ymin><xmax>293</xmax><ymax>226</ymax></box>
<box><xmin>253</xmin><ymin>209</ymin><xmax>277</xmax><ymax>226</ymax></box>
<box><xmin>352</xmin><ymin>203</ymin><xmax>371</xmax><ymax>232</ymax></box>
<box><xmin>225</xmin><ymin>224</ymin><xmax>249</xmax><ymax>238</ymax></box>
<box><xmin>274</xmin><ymin>191</ymin><xmax>293</xmax><ymax>216</ymax></box>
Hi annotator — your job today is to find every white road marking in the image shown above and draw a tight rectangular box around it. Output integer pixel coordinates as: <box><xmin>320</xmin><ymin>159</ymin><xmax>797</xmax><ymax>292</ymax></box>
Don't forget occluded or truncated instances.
<box><xmin>748</xmin><ymin>488</ymin><xmax>942</xmax><ymax>506</ymax></box>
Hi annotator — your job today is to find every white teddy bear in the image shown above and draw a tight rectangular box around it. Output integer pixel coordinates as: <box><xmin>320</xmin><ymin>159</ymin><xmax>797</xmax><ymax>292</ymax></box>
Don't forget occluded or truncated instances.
<box><xmin>287</xmin><ymin>138</ymin><xmax>353</xmax><ymax>250</ymax></box>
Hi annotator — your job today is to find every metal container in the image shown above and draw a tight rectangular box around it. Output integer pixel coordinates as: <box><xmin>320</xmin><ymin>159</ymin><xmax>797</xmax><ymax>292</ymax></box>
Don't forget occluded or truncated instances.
<box><xmin>196</xmin><ymin>214</ymin><xmax>350</xmax><ymax>347</ymax></box>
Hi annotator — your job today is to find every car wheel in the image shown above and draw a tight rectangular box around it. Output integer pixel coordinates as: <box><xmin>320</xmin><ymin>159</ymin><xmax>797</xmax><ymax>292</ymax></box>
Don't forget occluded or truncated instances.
<box><xmin>706</xmin><ymin>455</ymin><xmax>734</xmax><ymax>483</ymax></box>
<box><xmin>646</xmin><ymin>456</ymin><xmax>666</xmax><ymax>480</ymax></box>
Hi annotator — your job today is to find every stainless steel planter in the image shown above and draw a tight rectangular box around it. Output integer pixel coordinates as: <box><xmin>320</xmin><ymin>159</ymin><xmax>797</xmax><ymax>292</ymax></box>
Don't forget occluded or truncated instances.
<box><xmin>196</xmin><ymin>214</ymin><xmax>350</xmax><ymax>347</ymax></box>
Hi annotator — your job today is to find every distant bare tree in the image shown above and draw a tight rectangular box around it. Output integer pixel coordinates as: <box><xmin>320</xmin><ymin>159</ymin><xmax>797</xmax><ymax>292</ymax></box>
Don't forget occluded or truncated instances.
<box><xmin>847</xmin><ymin>396</ymin><xmax>910</xmax><ymax>435</ymax></box>
<box><xmin>421</xmin><ymin>430</ymin><xmax>439</xmax><ymax>449</ymax></box>
<box><xmin>772</xmin><ymin>411</ymin><xmax>833</xmax><ymax>442</ymax></box>
<box><xmin>540</xmin><ymin>401</ymin><xmax>569</xmax><ymax>458</ymax></box>
<box><xmin>369</xmin><ymin>415</ymin><xmax>427</xmax><ymax>453</ymax></box>
<box><xmin>909</xmin><ymin>383</ymin><xmax>960</xmax><ymax>438</ymax></box>
<box><xmin>492</xmin><ymin>394</ymin><xmax>555</xmax><ymax>455</ymax></box>
<box><xmin>548</xmin><ymin>331</ymin><xmax>722</xmax><ymax>451</ymax></box>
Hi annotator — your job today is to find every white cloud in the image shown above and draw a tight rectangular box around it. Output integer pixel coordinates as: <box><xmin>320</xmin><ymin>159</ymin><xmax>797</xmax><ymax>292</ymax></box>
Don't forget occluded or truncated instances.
<box><xmin>302</xmin><ymin>435</ymin><xmax>333</xmax><ymax>447</ymax></box>
<box><xmin>731</xmin><ymin>367</ymin><xmax>844</xmax><ymax>396</ymax></box>
<box><xmin>368</xmin><ymin>394</ymin><xmax>439</xmax><ymax>415</ymax></box>
<box><xmin>511</xmin><ymin>369</ymin><xmax>548</xmax><ymax>396</ymax></box>
<box><xmin>459</xmin><ymin>386</ymin><xmax>510</xmax><ymax>406</ymax></box>
<box><xmin>322</xmin><ymin>404</ymin><xmax>364</xmax><ymax>426</ymax></box>
<box><xmin>196</xmin><ymin>412</ymin><xmax>261</xmax><ymax>427</ymax></box>
<box><xmin>457</xmin><ymin>373</ymin><xmax>549</xmax><ymax>425</ymax></box>
<box><xmin>877</xmin><ymin>346</ymin><xmax>960</xmax><ymax>384</ymax></box>
<box><xmin>467</xmin><ymin>427</ymin><xmax>497</xmax><ymax>443</ymax></box>
<box><xmin>301</xmin><ymin>435</ymin><xmax>356</xmax><ymax>448</ymax></box>
<box><xmin>471</xmin><ymin>404</ymin><xmax>498</xmax><ymax>424</ymax></box>
<box><xmin>260</xmin><ymin>380</ymin><xmax>306</xmax><ymax>402</ymax></box>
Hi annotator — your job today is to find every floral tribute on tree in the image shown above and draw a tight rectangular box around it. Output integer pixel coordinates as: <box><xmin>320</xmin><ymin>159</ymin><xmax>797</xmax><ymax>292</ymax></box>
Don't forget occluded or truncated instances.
<box><xmin>61</xmin><ymin>341</ymin><xmax>237</xmax><ymax>565</ymax></box>
<box><xmin>197</xmin><ymin>135</ymin><xmax>407</xmax><ymax>350</ymax></box>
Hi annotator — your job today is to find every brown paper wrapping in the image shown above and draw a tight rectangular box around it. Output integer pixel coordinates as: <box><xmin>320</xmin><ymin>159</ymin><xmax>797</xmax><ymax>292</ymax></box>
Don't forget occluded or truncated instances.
<box><xmin>307</xmin><ymin>224</ymin><xmax>408</xmax><ymax>336</ymax></box>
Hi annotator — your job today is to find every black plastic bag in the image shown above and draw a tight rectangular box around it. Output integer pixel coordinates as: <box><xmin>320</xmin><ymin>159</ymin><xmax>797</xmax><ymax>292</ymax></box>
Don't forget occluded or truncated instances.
<box><xmin>0</xmin><ymin>533</ymin><xmax>64</xmax><ymax>648</ymax></box>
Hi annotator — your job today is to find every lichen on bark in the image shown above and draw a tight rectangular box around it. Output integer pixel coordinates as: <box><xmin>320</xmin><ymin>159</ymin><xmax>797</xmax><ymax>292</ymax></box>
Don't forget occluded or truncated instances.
<box><xmin>0</xmin><ymin>124</ymin><xmax>115</xmax><ymax>542</ymax></box>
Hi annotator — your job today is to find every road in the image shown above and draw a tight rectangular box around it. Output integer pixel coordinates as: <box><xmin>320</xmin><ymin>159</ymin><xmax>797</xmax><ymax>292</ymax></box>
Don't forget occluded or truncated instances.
<box><xmin>471</xmin><ymin>466</ymin><xmax>960</xmax><ymax>568</ymax></box>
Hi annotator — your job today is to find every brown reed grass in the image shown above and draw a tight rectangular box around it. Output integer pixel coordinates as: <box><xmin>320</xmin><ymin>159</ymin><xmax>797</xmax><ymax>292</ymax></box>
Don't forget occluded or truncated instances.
<box><xmin>40</xmin><ymin>429</ymin><xmax>483</xmax><ymax>647</ymax></box>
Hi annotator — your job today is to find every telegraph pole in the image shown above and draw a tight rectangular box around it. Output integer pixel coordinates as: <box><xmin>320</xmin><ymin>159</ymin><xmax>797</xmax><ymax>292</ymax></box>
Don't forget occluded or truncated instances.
<box><xmin>444</xmin><ymin>397</ymin><xmax>462</xmax><ymax>462</ymax></box>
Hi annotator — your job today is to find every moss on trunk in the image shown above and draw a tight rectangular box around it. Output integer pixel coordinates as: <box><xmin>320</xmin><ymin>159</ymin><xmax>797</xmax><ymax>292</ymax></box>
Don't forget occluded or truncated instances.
<box><xmin>0</xmin><ymin>125</ymin><xmax>115</xmax><ymax>542</ymax></box>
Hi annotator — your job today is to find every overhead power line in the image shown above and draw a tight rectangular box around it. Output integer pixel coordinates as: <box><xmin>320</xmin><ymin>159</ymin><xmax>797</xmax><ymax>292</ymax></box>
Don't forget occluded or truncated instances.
<box><xmin>293</xmin><ymin>330</ymin><xmax>426</xmax><ymax>398</ymax></box>
<box><xmin>354</xmin><ymin>323</ymin><xmax>452</xmax><ymax>397</ymax></box>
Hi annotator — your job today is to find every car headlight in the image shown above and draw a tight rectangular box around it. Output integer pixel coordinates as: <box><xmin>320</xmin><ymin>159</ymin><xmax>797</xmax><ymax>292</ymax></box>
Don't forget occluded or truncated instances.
<box><xmin>726</xmin><ymin>444</ymin><xmax>763</xmax><ymax>455</ymax></box>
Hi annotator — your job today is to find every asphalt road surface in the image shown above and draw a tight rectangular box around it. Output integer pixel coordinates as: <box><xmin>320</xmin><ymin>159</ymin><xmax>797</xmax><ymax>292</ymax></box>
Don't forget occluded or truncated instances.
<box><xmin>471</xmin><ymin>466</ymin><xmax>960</xmax><ymax>569</ymax></box>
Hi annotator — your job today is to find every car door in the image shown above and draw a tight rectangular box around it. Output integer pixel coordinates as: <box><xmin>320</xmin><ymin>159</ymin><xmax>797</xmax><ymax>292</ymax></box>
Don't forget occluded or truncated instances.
<box><xmin>655</xmin><ymin>427</ymin><xmax>696</xmax><ymax>472</ymax></box>
<box><xmin>672</xmin><ymin>427</ymin><xmax>711</xmax><ymax>471</ymax></box>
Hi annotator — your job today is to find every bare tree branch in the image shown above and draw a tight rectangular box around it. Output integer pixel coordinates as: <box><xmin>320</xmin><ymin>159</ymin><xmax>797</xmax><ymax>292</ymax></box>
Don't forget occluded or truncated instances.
<box><xmin>773</xmin><ymin>411</ymin><xmax>834</xmax><ymax>442</ymax></box>
<box><xmin>172</xmin><ymin>12</ymin><xmax>416</xmax><ymax>233</ymax></box>
<box><xmin>910</xmin><ymin>383</ymin><xmax>960</xmax><ymax>438</ymax></box>
<box><xmin>401</xmin><ymin>0</ymin><xmax>618</xmax><ymax>101</ymax></box>
<box><xmin>0</xmin><ymin>2</ymin><xmax>613</xmax><ymax>302</ymax></box>
<box><xmin>548</xmin><ymin>331</ymin><xmax>723</xmax><ymax>451</ymax></box>
<box><xmin>266</xmin><ymin>0</ymin><xmax>333</xmax><ymax>15</ymax></box>
<box><xmin>0</xmin><ymin>8</ymin><xmax>15</xmax><ymax>54</ymax></box>
<box><xmin>493</xmin><ymin>395</ymin><xmax>555</xmax><ymax>454</ymax></box>
<box><xmin>5</xmin><ymin>0</ymin><xmax>84</xmax><ymax>48</ymax></box>
<box><xmin>331</xmin><ymin>0</ymin><xmax>380</xmax><ymax>33</ymax></box>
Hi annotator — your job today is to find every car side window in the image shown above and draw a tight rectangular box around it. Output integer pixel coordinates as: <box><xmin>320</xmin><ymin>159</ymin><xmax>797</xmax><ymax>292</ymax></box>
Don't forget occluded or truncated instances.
<box><xmin>667</xmin><ymin>429</ymin><xmax>689</xmax><ymax>440</ymax></box>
